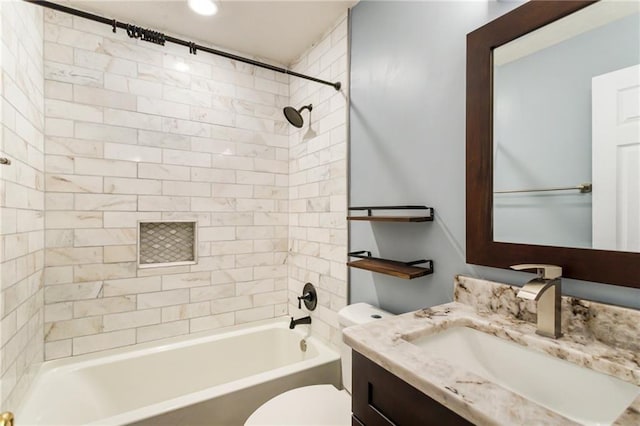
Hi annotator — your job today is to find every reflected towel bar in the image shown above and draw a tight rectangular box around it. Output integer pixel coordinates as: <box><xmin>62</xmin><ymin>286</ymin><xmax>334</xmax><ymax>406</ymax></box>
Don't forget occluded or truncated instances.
<box><xmin>494</xmin><ymin>183</ymin><xmax>592</xmax><ymax>194</ymax></box>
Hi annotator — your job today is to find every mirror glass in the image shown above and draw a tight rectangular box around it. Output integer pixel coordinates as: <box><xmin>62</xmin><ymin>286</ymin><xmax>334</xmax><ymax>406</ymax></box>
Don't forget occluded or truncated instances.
<box><xmin>492</xmin><ymin>1</ymin><xmax>640</xmax><ymax>252</ymax></box>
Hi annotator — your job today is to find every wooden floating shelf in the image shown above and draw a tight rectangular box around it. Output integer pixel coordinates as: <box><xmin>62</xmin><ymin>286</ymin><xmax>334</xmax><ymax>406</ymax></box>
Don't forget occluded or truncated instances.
<box><xmin>347</xmin><ymin>251</ymin><xmax>434</xmax><ymax>280</ymax></box>
<box><xmin>348</xmin><ymin>205</ymin><xmax>434</xmax><ymax>223</ymax></box>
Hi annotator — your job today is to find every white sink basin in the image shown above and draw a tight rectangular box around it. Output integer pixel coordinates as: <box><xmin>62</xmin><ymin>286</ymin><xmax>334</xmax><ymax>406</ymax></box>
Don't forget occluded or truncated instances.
<box><xmin>408</xmin><ymin>327</ymin><xmax>640</xmax><ymax>425</ymax></box>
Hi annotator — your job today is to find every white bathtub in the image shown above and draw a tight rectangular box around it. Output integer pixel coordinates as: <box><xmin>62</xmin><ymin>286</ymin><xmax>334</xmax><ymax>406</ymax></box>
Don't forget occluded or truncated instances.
<box><xmin>16</xmin><ymin>318</ymin><xmax>341</xmax><ymax>426</ymax></box>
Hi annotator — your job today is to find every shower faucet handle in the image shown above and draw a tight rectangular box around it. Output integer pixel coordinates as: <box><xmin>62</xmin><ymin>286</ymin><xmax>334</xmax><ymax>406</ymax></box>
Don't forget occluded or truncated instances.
<box><xmin>297</xmin><ymin>293</ymin><xmax>312</xmax><ymax>309</ymax></box>
<box><xmin>296</xmin><ymin>283</ymin><xmax>318</xmax><ymax>311</ymax></box>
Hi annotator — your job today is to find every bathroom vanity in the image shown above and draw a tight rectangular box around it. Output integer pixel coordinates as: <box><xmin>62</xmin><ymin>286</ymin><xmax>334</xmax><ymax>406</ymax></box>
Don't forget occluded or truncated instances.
<box><xmin>344</xmin><ymin>276</ymin><xmax>640</xmax><ymax>425</ymax></box>
<box><xmin>351</xmin><ymin>350</ymin><xmax>471</xmax><ymax>425</ymax></box>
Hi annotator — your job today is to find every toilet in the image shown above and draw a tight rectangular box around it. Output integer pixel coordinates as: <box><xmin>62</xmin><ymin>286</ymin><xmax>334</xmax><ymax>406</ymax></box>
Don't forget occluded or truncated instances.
<box><xmin>245</xmin><ymin>303</ymin><xmax>393</xmax><ymax>425</ymax></box>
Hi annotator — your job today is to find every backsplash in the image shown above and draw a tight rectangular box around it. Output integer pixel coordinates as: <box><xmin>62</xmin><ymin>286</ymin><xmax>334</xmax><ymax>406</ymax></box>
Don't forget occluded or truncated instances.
<box><xmin>455</xmin><ymin>275</ymin><xmax>640</xmax><ymax>353</ymax></box>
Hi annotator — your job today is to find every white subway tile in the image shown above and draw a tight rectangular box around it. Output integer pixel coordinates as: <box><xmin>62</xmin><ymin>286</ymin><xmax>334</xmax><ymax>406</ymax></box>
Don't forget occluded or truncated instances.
<box><xmin>103</xmin><ymin>212</ymin><xmax>161</xmax><ymax>228</ymax></box>
<box><xmin>191</xmin><ymin>167</ymin><xmax>235</xmax><ymax>184</ymax></box>
<box><xmin>44</xmin><ymin>282</ymin><xmax>102</xmax><ymax>304</ymax></box>
<box><xmin>104</xmin><ymin>177</ymin><xmax>161</xmax><ymax>195</ymax></box>
<box><xmin>45</xmin><ymin>229</ymin><xmax>74</xmax><ymax>248</ymax></box>
<box><xmin>161</xmin><ymin>271</ymin><xmax>211</xmax><ymax>290</ymax></box>
<box><xmin>45</xmin><ymin>340</ymin><xmax>72</xmax><ymax>360</ymax></box>
<box><xmin>138</xmin><ymin>130</ymin><xmax>190</xmax><ymax>150</ymax></box>
<box><xmin>74</xmin><ymin>50</ymin><xmax>137</xmax><ymax>78</ymax></box>
<box><xmin>45</xmin><ymin>247</ymin><xmax>102</xmax><ymax>266</ymax></box>
<box><xmin>45</xmin><ymin>99</ymin><xmax>102</xmax><ymax>123</ymax></box>
<box><xmin>136</xmin><ymin>320</ymin><xmax>188</xmax><ymax>343</ymax></box>
<box><xmin>138</xmin><ymin>163</ymin><xmax>190</xmax><ymax>181</ymax></box>
<box><xmin>104</xmin><ymin>143</ymin><xmax>162</xmax><ymax>163</ymax></box>
<box><xmin>73</xmin><ymin>86</ymin><xmax>136</xmax><ymax>110</ymax></box>
<box><xmin>44</xmin><ymin>266</ymin><xmax>74</xmax><ymax>285</ymax></box>
<box><xmin>44</xmin><ymin>316</ymin><xmax>102</xmax><ymax>341</ymax></box>
<box><xmin>73</xmin><ymin>329</ymin><xmax>135</xmax><ymax>355</ymax></box>
<box><xmin>189</xmin><ymin>312</ymin><xmax>234</xmax><ymax>333</ymax></box>
<box><xmin>45</xmin><ymin>118</ymin><xmax>74</xmax><ymax>137</ymax></box>
<box><xmin>74</xmin><ymin>228</ymin><xmax>136</xmax><ymax>247</ymax></box>
<box><xmin>161</xmin><ymin>118</ymin><xmax>210</xmax><ymax>137</ymax></box>
<box><xmin>162</xmin><ymin>181</ymin><xmax>210</xmax><ymax>197</ymax></box>
<box><xmin>137</xmin><ymin>96</ymin><xmax>190</xmax><ymax>120</ymax></box>
<box><xmin>104</xmin><ymin>108</ymin><xmax>162</xmax><ymax>131</ymax></box>
<box><xmin>46</xmin><ymin>137</ymin><xmax>102</xmax><ymax>158</ymax></box>
<box><xmin>75</xmin><ymin>158</ymin><xmax>137</xmax><ymax>177</ymax></box>
<box><xmin>138</xmin><ymin>196</ymin><xmax>190</xmax><ymax>212</ymax></box>
<box><xmin>46</xmin><ymin>25</ymin><xmax>103</xmax><ymax>50</ymax></box>
<box><xmin>163</xmin><ymin>148</ymin><xmax>211</xmax><ymax>167</ymax></box>
<box><xmin>44</xmin><ymin>62</ymin><xmax>103</xmax><ymax>87</ymax></box>
<box><xmin>75</xmin><ymin>122</ymin><xmax>137</xmax><ymax>144</ymax></box>
<box><xmin>45</xmin><ymin>174</ymin><xmax>102</xmax><ymax>193</ymax></box>
<box><xmin>74</xmin><ymin>262</ymin><xmax>136</xmax><ymax>282</ymax></box>
<box><xmin>162</xmin><ymin>302</ymin><xmax>210</xmax><ymax>322</ymax></box>
<box><xmin>137</xmin><ymin>289</ymin><xmax>189</xmax><ymax>309</ymax></box>
<box><xmin>189</xmin><ymin>284</ymin><xmax>235</xmax><ymax>302</ymax></box>
<box><xmin>46</xmin><ymin>211</ymin><xmax>102</xmax><ymax>229</ymax></box>
<box><xmin>199</xmin><ymin>227</ymin><xmax>236</xmax><ymax>242</ymax></box>
<box><xmin>103</xmin><ymin>309</ymin><xmax>161</xmax><ymax>332</ymax></box>
<box><xmin>73</xmin><ymin>296</ymin><xmax>136</xmax><ymax>318</ymax></box>
<box><xmin>235</xmin><ymin>306</ymin><xmax>273</xmax><ymax>324</ymax></box>
<box><xmin>103</xmin><ymin>245</ymin><xmax>137</xmax><ymax>263</ymax></box>
<box><xmin>212</xmin><ymin>184</ymin><xmax>253</xmax><ymax>198</ymax></box>
<box><xmin>74</xmin><ymin>194</ymin><xmax>137</xmax><ymax>211</ymax></box>
<box><xmin>103</xmin><ymin>276</ymin><xmax>161</xmax><ymax>297</ymax></box>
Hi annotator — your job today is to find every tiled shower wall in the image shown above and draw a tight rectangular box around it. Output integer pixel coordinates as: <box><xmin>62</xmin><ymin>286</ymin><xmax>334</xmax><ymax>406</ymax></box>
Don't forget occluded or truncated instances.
<box><xmin>287</xmin><ymin>15</ymin><xmax>348</xmax><ymax>349</ymax></box>
<box><xmin>0</xmin><ymin>1</ymin><xmax>45</xmax><ymax>407</ymax></box>
<box><xmin>42</xmin><ymin>9</ymin><xmax>291</xmax><ymax>360</ymax></box>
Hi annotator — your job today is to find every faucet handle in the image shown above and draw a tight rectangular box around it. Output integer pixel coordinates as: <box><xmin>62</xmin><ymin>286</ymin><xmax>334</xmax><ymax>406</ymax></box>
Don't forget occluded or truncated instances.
<box><xmin>511</xmin><ymin>264</ymin><xmax>562</xmax><ymax>280</ymax></box>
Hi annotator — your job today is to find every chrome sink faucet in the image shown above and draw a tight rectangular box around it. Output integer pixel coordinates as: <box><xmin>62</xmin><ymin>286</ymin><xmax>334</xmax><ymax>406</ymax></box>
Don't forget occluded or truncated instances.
<box><xmin>511</xmin><ymin>264</ymin><xmax>563</xmax><ymax>339</ymax></box>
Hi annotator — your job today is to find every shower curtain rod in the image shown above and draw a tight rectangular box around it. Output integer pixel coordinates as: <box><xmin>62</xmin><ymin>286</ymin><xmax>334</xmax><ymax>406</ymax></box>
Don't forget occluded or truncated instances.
<box><xmin>23</xmin><ymin>0</ymin><xmax>342</xmax><ymax>91</ymax></box>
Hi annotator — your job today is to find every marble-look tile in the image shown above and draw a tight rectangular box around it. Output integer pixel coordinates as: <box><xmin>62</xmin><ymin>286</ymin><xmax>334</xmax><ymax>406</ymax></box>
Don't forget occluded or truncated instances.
<box><xmin>103</xmin><ymin>309</ymin><xmax>161</xmax><ymax>332</ymax></box>
<box><xmin>189</xmin><ymin>312</ymin><xmax>235</xmax><ymax>333</ymax></box>
<box><xmin>73</xmin><ymin>329</ymin><xmax>136</xmax><ymax>355</ymax></box>
<box><xmin>136</xmin><ymin>320</ymin><xmax>189</xmax><ymax>344</ymax></box>
<box><xmin>161</xmin><ymin>302</ymin><xmax>210</xmax><ymax>322</ymax></box>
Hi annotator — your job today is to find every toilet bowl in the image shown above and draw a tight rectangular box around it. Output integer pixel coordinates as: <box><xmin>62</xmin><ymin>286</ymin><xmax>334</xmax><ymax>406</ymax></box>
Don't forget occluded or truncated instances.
<box><xmin>245</xmin><ymin>303</ymin><xmax>393</xmax><ymax>426</ymax></box>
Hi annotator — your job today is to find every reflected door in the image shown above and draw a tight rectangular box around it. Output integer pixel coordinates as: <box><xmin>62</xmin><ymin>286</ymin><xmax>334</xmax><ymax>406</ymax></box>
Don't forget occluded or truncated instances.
<box><xmin>592</xmin><ymin>64</ymin><xmax>640</xmax><ymax>251</ymax></box>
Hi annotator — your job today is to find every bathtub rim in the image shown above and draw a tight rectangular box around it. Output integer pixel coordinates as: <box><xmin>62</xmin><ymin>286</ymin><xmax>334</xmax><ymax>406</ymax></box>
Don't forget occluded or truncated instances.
<box><xmin>16</xmin><ymin>317</ymin><xmax>340</xmax><ymax>426</ymax></box>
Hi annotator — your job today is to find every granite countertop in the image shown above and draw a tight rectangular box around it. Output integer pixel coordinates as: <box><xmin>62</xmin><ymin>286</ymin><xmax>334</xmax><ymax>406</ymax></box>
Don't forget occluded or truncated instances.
<box><xmin>342</xmin><ymin>276</ymin><xmax>640</xmax><ymax>425</ymax></box>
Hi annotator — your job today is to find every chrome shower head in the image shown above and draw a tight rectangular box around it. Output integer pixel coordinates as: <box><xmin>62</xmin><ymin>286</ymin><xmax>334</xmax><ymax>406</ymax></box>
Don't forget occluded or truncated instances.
<box><xmin>283</xmin><ymin>104</ymin><xmax>313</xmax><ymax>128</ymax></box>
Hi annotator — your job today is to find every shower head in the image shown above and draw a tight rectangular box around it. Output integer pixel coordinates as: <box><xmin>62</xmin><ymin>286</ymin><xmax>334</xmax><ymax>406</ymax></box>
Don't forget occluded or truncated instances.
<box><xmin>283</xmin><ymin>104</ymin><xmax>313</xmax><ymax>128</ymax></box>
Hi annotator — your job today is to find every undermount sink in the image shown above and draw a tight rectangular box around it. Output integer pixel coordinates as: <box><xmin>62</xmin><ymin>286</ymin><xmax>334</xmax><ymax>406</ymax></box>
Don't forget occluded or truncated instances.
<box><xmin>408</xmin><ymin>327</ymin><xmax>640</xmax><ymax>425</ymax></box>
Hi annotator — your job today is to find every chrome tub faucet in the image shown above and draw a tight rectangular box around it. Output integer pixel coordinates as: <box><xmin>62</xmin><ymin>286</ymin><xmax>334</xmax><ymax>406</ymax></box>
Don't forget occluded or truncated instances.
<box><xmin>512</xmin><ymin>264</ymin><xmax>563</xmax><ymax>339</ymax></box>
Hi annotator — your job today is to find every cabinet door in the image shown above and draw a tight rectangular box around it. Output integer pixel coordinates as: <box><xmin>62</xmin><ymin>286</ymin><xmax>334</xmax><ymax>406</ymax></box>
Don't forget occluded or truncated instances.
<box><xmin>352</xmin><ymin>351</ymin><xmax>472</xmax><ymax>426</ymax></box>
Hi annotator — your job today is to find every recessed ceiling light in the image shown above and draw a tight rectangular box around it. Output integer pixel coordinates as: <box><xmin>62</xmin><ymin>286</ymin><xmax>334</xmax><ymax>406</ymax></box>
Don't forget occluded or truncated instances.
<box><xmin>188</xmin><ymin>0</ymin><xmax>218</xmax><ymax>16</ymax></box>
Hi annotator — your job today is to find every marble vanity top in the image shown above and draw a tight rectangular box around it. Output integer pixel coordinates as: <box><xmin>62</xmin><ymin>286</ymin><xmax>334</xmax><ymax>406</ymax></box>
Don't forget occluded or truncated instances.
<box><xmin>342</xmin><ymin>276</ymin><xmax>640</xmax><ymax>425</ymax></box>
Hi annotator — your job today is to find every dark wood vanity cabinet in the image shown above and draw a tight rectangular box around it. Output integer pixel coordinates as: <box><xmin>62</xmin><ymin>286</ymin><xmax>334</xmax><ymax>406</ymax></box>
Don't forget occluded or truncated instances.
<box><xmin>352</xmin><ymin>351</ymin><xmax>472</xmax><ymax>426</ymax></box>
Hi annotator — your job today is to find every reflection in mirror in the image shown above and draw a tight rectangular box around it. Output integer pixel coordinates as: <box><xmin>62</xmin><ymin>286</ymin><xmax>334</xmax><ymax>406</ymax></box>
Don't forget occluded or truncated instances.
<box><xmin>492</xmin><ymin>1</ymin><xmax>640</xmax><ymax>252</ymax></box>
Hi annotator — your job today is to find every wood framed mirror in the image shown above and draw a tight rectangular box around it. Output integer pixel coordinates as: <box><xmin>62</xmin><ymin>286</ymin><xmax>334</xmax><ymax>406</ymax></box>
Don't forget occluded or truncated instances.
<box><xmin>466</xmin><ymin>0</ymin><xmax>640</xmax><ymax>288</ymax></box>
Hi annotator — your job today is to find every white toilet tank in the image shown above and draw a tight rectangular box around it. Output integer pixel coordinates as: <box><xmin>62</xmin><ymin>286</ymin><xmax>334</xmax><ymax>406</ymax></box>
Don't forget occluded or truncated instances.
<box><xmin>338</xmin><ymin>303</ymin><xmax>393</xmax><ymax>394</ymax></box>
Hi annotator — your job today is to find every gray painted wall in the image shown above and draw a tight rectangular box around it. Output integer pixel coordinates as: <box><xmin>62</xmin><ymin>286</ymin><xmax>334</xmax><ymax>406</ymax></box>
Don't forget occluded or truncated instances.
<box><xmin>493</xmin><ymin>13</ymin><xmax>640</xmax><ymax>249</ymax></box>
<box><xmin>349</xmin><ymin>1</ymin><xmax>640</xmax><ymax>314</ymax></box>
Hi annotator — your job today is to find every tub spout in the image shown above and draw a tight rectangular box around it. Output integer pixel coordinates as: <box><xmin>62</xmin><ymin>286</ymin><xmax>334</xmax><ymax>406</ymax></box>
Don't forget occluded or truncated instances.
<box><xmin>289</xmin><ymin>316</ymin><xmax>312</xmax><ymax>329</ymax></box>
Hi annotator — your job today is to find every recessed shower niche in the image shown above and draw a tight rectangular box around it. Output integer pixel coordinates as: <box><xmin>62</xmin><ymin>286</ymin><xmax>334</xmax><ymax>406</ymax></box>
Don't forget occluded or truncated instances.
<box><xmin>138</xmin><ymin>221</ymin><xmax>198</xmax><ymax>268</ymax></box>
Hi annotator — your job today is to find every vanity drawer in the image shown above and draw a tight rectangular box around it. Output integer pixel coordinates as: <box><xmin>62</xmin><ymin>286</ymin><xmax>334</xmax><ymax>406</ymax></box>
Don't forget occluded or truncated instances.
<box><xmin>352</xmin><ymin>351</ymin><xmax>472</xmax><ymax>426</ymax></box>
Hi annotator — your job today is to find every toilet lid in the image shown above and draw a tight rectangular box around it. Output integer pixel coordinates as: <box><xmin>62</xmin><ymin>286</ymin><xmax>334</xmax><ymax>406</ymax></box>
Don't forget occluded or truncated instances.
<box><xmin>244</xmin><ymin>384</ymin><xmax>351</xmax><ymax>426</ymax></box>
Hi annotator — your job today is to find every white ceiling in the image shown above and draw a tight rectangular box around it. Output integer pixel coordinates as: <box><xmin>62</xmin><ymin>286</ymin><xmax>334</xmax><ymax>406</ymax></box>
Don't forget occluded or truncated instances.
<box><xmin>63</xmin><ymin>0</ymin><xmax>356</xmax><ymax>65</ymax></box>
